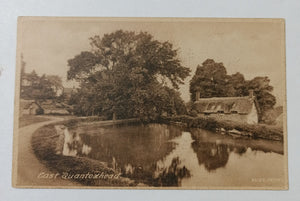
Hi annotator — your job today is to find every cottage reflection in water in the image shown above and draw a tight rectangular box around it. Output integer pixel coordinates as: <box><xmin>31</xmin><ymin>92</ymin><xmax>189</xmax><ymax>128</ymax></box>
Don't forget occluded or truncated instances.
<box><xmin>60</xmin><ymin>123</ymin><xmax>284</xmax><ymax>187</ymax></box>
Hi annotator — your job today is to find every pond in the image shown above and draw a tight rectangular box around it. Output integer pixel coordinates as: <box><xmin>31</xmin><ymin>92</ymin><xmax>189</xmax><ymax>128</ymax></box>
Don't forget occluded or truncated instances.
<box><xmin>62</xmin><ymin>123</ymin><xmax>286</xmax><ymax>188</ymax></box>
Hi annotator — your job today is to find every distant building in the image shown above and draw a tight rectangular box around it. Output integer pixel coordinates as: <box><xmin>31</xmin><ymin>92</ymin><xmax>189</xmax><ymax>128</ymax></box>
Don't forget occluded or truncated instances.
<box><xmin>20</xmin><ymin>100</ymin><xmax>42</xmax><ymax>116</ymax></box>
<box><xmin>193</xmin><ymin>90</ymin><xmax>260</xmax><ymax>124</ymax></box>
<box><xmin>41</xmin><ymin>100</ymin><xmax>70</xmax><ymax>115</ymax></box>
<box><xmin>20</xmin><ymin>99</ymin><xmax>70</xmax><ymax>116</ymax></box>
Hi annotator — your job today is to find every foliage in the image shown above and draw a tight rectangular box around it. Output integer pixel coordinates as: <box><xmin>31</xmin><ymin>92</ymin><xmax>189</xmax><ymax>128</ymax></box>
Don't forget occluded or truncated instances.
<box><xmin>67</xmin><ymin>30</ymin><xmax>190</xmax><ymax>120</ymax></box>
<box><xmin>245</xmin><ymin>76</ymin><xmax>276</xmax><ymax>114</ymax></box>
<box><xmin>190</xmin><ymin>59</ymin><xmax>231</xmax><ymax>100</ymax></box>
<box><xmin>189</xmin><ymin>59</ymin><xmax>276</xmax><ymax>121</ymax></box>
<box><xmin>45</xmin><ymin>75</ymin><xmax>63</xmax><ymax>93</ymax></box>
<box><xmin>36</xmin><ymin>107</ymin><xmax>44</xmax><ymax>115</ymax></box>
<box><xmin>260</xmin><ymin>106</ymin><xmax>283</xmax><ymax>125</ymax></box>
<box><xmin>20</xmin><ymin>67</ymin><xmax>63</xmax><ymax>103</ymax></box>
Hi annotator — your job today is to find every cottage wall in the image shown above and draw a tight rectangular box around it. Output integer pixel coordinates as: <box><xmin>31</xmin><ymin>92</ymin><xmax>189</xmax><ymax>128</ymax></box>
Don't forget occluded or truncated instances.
<box><xmin>246</xmin><ymin>103</ymin><xmax>258</xmax><ymax>124</ymax></box>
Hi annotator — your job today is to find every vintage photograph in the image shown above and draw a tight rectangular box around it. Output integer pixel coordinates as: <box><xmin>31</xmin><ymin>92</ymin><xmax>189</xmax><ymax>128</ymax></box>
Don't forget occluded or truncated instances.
<box><xmin>12</xmin><ymin>17</ymin><xmax>288</xmax><ymax>189</ymax></box>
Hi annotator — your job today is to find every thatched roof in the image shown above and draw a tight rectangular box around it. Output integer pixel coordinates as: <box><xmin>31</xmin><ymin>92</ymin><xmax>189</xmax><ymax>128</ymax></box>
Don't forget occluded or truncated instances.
<box><xmin>194</xmin><ymin>96</ymin><xmax>258</xmax><ymax>114</ymax></box>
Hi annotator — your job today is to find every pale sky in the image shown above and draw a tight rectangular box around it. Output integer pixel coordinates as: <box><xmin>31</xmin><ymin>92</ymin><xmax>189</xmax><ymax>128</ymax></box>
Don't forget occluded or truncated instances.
<box><xmin>19</xmin><ymin>18</ymin><xmax>285</xmax><ymax>105</ymax></box>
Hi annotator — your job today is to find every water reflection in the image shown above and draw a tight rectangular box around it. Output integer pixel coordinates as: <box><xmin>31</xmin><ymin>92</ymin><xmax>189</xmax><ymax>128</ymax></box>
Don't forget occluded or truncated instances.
<box><xmin>61</xmin><ymin>123</ymin><xmax>285</xmax><ymax>187</ymax></box>
<box><xmin>191</xmin><ymin>141</ymin><xmax>230</xmax><ymax>171</ymax></box>
<box><xmin>58</xmin><ymin>126</ymin><xmax>92</xmax><ymax>157</ymax></box>
<box><xmin>153</xmin><ymin>157</ymin><xmax>191</xmax><ymax>186</ymax></box>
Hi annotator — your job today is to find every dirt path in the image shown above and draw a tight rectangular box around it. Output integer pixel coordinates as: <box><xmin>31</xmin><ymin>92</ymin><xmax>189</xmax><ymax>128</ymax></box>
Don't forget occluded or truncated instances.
<box><xmin>13</xmin><ymin>116</ymin><xmax>80</xmax><ymax>187</ymax></box>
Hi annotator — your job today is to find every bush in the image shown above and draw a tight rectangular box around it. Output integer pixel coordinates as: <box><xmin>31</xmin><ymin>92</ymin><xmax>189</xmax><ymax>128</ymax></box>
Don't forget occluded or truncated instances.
<box><xmin>189</xmin><ymin>110</ymin><xmax>198</xmax><ymax>117</ymax></box>
<box><xmin>36</xmin><ymin>107</ymin><xmax>44</xmax><ymax>115</ymax></box>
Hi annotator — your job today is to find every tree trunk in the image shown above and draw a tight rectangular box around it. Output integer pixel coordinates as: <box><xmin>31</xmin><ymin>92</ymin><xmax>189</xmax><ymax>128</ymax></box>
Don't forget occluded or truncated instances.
<box><xmin>113</xmin><ymin>112</ymin><xmax>117</xmax><ymax>121</ymax></box>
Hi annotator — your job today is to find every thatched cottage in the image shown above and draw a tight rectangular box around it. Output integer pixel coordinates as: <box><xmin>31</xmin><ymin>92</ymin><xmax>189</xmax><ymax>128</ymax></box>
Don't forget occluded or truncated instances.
<box><xmin>193</xmin><ymin>90</ymin><xmax>260</xmax><ymax>124</ymax></box>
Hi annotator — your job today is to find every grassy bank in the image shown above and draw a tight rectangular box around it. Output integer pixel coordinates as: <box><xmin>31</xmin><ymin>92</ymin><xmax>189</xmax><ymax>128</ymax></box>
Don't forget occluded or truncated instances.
<box><xmin>31</xmin><ymin>122</ymin><xmax>137</xmax><ymax>186</ymax></box>
<box><xmin>158</xmin><ymin>115</ymin><xmax>283</xmax><ymax>141</ymax></box>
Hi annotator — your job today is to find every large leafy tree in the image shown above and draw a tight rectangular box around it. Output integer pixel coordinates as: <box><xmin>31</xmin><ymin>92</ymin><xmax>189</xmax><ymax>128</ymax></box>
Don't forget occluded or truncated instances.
<box><xmin>245</xmin><ymin>76</ymin><xmax>276</xmax><ymax>114</ymax></box>
<box><xmin>67</xmin><ymin>30</ymin><xmax>190</xmax><ymax>120</ymax></box>
<box><xmin>227</xmin><ymin>72</ymin><xmax>248</xmax><ymax>97</ymax></box>
<box><xmin>190</xmin><ymin>59</ymin><xmax>233</xmax><ymax>101</ymax></box>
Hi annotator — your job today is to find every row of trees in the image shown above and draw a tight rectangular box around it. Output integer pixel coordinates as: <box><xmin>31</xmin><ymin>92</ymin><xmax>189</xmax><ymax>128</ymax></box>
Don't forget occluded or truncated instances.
<box><xmin>67</xmin><ymin>30</ymin><xmax>277</xmax><ymax>122</ymax></box>
<box><xmin>189</xmin><ymin>59</ymin><xmax>276</xmax><ymax>119</ymax></box>
<box><xmin>20</xmin><ymin>57</ymin><xmax>63</xmax><ymax>103</ymax></box>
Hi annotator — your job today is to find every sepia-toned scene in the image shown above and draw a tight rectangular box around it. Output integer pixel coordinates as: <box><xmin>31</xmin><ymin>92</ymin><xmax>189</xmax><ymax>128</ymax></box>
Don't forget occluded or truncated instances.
<box><xmin>13</xmin><ymin>17</ymin><xmax>288</xmax><ymax>189</ymax></box>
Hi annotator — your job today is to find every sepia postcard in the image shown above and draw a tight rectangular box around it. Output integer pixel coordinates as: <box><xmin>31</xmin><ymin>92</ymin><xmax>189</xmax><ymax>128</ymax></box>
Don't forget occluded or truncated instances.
<box><xmin>12</xmin><ymin>17</ymin><xmax>288</xmax><ymax>189</ymax></box>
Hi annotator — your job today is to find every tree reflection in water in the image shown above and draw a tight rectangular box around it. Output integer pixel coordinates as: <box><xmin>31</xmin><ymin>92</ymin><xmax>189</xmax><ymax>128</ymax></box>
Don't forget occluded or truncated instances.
<box><xmin>67</xmin><ymin>123</ymin><xmax>191</xmax><ymax>186</ymax></box>
<box><xmin>152</xmin><ymin>157</ymin><xmax>191</xmax><ymax>186</ymax></box>
<box><xmin>191</xmin><ymin>141</ymin><xmax>230</xmax><ymax>171</ymax></box>
<box><xmin>61</xmin><ymin>123</ymin><xmax>284</xmax><ymax>187</ymax></box>
<box><xmin>191</xmin><ymin>141</ymin><xmax>248</xmax><ymax>171</ymax></box>
<box><xmin>189</xmin><ymin>127</ymin><xmax>285</xmax><ymax>173</ymax></box>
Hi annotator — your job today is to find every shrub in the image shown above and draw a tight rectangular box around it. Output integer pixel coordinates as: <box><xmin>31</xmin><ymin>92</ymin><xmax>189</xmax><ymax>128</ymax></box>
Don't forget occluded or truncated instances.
<box><xmin>189</xmin><ymin>110</ymin><xmax>198</xmax><ymax>117</ymax></box>
<box><xmin>36</xmin><ymin>107</ymin><xmax>44</xmax><ymax>115</ymax></box>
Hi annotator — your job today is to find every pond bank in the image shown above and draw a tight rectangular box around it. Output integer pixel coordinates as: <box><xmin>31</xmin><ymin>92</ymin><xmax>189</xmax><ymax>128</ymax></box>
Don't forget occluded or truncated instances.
<box><xmin>31</xmin><ymin>118</ymin><xmax>140</xmax><ymax>187</ymax></box>
<box><xmin>13</xmin><ymin>117</ymin><xmax>82</xmax><ymax>187</ymax></box>
<box><xmin>29</xmin><ymin>116</ymin><xmax>284</xmax><ymax>187</ymax></box>
<box><xmin>158</xmin><ymin>115</ymin><xmax>283</xmax><ymax>141</ymax></box>
<box><xmin>31</xmin><ymin>117</ymin><xmax>285</xmax><ymax>188</ymax></box>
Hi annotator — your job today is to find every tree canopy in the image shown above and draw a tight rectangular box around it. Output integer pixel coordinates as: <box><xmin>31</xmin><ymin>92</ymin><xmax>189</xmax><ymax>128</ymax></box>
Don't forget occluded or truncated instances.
<box><xmin>246</xmin><ymin>76</ymin><xmax>276</xmax><ymax>113</ymax></box>
<box><xmin>67</xmin><ymin>30</ymin><xmax>190</xmax><ymax>120</ymax></box>
<box><xmin>20</xmin><ymin>59</ymin><xmax>63</xmax><ymax>102</ymax></box>
<box><xmin>190</xmin><ymin>59</ymin><xmax>231</xmax><ymax>99</ymax></box>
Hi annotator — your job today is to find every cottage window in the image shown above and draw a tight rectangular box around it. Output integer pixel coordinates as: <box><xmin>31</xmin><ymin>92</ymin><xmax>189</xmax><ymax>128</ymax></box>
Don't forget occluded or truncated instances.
<box><xmin>231</xmin><ymin>111</ymin><xmax>238</xmax><ymax>114</ymax></box>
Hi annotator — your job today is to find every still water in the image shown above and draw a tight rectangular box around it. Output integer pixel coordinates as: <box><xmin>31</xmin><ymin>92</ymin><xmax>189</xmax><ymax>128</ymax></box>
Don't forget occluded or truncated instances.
<box><xmin>63</xmin><ymin>123</ymin><xmax>285</xmax><ymax>187</ymax></box>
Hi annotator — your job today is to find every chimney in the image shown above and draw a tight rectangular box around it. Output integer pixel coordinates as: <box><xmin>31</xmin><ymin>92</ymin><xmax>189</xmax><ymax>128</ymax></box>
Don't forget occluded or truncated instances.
<box><xmin>249</xmin><ymin>90</ymin><xmax>254</xmax><ymax>98</ymax></box>
<box><xmin>196</xmin><ymin>91</ymin><xmax>200</xmax><ymax>101</ymax></box>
